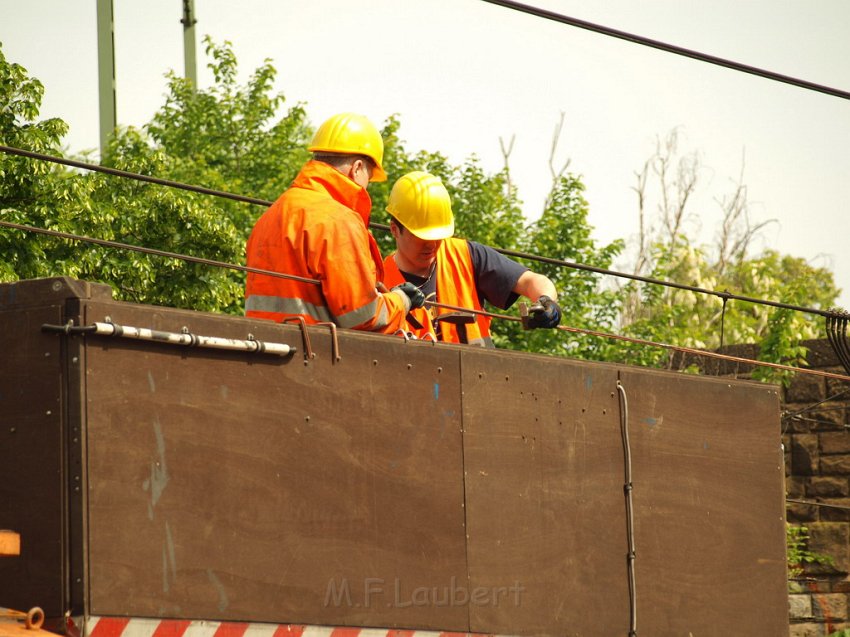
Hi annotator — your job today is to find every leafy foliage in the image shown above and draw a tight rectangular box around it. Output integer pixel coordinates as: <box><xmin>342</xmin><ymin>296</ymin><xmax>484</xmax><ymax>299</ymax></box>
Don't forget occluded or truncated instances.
<box><xmin>786</xmin><ymin>523</ymin><xmax>834</xmax><ymax>579</ymax></box>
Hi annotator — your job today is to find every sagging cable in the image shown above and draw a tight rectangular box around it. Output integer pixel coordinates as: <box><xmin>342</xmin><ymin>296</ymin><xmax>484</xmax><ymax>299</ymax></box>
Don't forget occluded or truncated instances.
<box><xmin>617</xmin><ymin>380</ymin><xmax>637</xmax><ymax>637</ymax></box>
<box><xmin>42</xmin><ymin>321</ymin><xmax>295</xmax><ymax>357</ymax></box>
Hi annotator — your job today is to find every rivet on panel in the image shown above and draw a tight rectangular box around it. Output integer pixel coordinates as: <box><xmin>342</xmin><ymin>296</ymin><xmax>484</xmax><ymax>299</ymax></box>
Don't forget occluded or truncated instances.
<box><xmin>407</xmin><ymin>364</ymin><xmax>412</xmax><ymax>370</ymax></box>
<box><xmin>372</xmin><ymin>360</ymin><xmax>378</xmax><ymax>366</ymax></box>
<box><xmin>437</xmin><ymin>367</ymin><xmax>443</xmax><ymax>373</ymax></box>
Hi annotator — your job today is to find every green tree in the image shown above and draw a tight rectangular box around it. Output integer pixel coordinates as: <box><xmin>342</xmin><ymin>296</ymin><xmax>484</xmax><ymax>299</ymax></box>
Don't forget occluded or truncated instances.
<box><xmin>618</xmin><ymin>130</ymin><xmax>839</xmax><ymax>379</ymax></box>
<box><xmin>145</xmin><ymin>36</ymin><xmax>310</xmax><ymax>233</ymax></box>
<box><xmin>493</xmin><ymin>174</ymin><xmax>623</xmax><ymax>357</ymax></box>
<box><xmin>0</xmin><ymin>41</ymin><xmax>83</xmax><ymax>283</ymax></box>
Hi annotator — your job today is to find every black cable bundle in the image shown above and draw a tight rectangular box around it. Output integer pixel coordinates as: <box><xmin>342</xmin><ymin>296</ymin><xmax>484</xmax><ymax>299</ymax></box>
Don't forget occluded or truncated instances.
<box><xmin>826</xmin><ymin>308</ymin><xmax>850</xmax><ymax>376</ymax></box>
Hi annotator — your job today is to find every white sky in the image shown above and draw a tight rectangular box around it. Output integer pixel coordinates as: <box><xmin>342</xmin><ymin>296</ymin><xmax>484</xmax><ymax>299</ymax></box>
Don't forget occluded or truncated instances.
<box><xmin>2</xmin><ymin>0</ymin><xmax>849</xmax><ymax>309</ymax></box>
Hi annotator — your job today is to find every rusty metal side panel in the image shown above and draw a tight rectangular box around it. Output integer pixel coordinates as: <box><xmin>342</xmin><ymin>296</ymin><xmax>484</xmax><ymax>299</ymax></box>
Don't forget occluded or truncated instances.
<box><xmin>617</xmin><ymin>369</ymin><xmax>788</xmax><ymax>637</ymax></box>
<box><xmin>460</xmin><ymin>349</ymin><xmax>628</xmax><ymax>636</ymax></box>
<box><xmin>81</xmin><ymin>300</ymin><xmax>469</xmax><ymax>631</ymax></box>
<box><xmin>0</xmin><ymin>304</ymin><xmax>67</xmax><ymax>616</ymax></box>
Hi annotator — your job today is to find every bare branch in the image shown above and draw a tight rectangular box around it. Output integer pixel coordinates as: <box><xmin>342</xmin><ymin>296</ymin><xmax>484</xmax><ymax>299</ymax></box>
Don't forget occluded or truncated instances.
<box><xmin>544</xmin><ymin>112</ymin><xmax>572</xmax><ymax>209</ymax></box>
<box><xmin>498</xmin><ymin>134</ymin><xmax>515</xmax><ymax>199</ymax></box>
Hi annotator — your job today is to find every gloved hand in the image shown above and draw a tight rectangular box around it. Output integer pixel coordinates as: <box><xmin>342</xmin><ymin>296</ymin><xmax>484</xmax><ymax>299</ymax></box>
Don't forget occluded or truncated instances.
<box><xmin>390</xmin><ymin>282</ymin><xmax>426</xmax><ymax>310</ymax></box>
<box><xmin>527</xmin><ymin>295</ymin><xmax>561</xmax><ymax>329</ymax></box>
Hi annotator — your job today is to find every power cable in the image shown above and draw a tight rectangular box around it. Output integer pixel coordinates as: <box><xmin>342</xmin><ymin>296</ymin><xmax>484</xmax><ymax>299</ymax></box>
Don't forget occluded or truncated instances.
<box><xmin>0</xmin><ymin>144</ymin><xmax>270</xmax><ymax>207</ymax></box>
<box><xmin>3</xmin><ymin>212</ymin><xmax>849</xmax><ymax>383</ymax></box>
<box><xmin>787</xmin><ymin>498</ymin><xmax>850</xmax><ymax>513</ymax></box>
<box><xmin>422</xmin><ymin>299</ymin><xmax>850</xmax><ymax>383</ymax></box>
<box><xmin>0</xmin><ymin>220</ymin><xmax>321</xmax><ymax>286</ymax></box>
<box><xmin>784</xmin><ymin>389</ymin><xmax>850</xmax><ymax>418</ymax></box>
<box><xmin>478</xmin><ymin>0</ymin><xmax>850</xmax><ymax>101</ymax></box>
<box><xmin>2</xmin><ymin>145</ymin><xmax>845</xmax><ymax>321</ymax></box>
<box><xmin>0</xmin><ymin>210</ymin><xmax>846</xmax><ymax>385</ymax></box>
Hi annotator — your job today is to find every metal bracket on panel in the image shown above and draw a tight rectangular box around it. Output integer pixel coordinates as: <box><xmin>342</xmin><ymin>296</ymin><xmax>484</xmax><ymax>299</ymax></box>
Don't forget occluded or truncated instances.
<box><xmin>282</xmin><ymin>316</ymin><xmax>314</xmax><ymax>361</ymax></box>
<box><xmin>314</xmin><ymin>322</ymin><xmax>341</xmax><ymax>363</ymax></box>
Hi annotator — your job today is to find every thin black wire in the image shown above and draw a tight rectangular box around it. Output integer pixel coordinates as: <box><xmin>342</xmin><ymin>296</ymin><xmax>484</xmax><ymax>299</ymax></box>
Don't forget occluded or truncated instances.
<box><xmin>0</xmin><ymin>220</ymin><xmax>321</xmax><ymax>286</ymax></box>
<box><xmin>0</xmin><ymin>144</ymin><xmax>272</xmax><ymax>207</ymax></box>
<box><xmin>498</xmin><ymin>247</ymin><xmax>842</xmax><ymax>319</ymax></box>
<box><xmin>785</xmin><ymin>415</ymin><xmax>850</xmax><ymax>428</ymax></box>
<box><xmin>787</xmin><ymin>498</ymin><xmax>850</xmax><ymax>512</ymax></box>
<box><xmin>478</xmin><ymin>0</ymin><xmax>850</xmax><ymax>101</ymax></box>
<box><xmin>1</xmin><ymin>144</ymin><xmax>845</xmax><ymax>321</ymax></box>
<box><xmin>784</xmin><ymin>389</ymin><xmax>850</xmax><ymax>418</ymax></box>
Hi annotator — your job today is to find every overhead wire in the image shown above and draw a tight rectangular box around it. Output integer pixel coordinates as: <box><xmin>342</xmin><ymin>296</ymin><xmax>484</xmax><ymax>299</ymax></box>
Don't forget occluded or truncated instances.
<box><xmin>2</xmin><ymin>4</ymin><xmax>849</xmax><ymax>381</ymax></box>
<box><xmin>1</xmin><ymin>144</ymin><xmax>845</xmax><ymax>321</ymax></box>
<box><xmin>0</xmin><ymin>220</ymin><xmax>321</xmax><ymax>286</ymax></box>
<box><xmin>478</xmin><ymin>0</ymin><xmax>850</xmax><ymax>101</ymax></box>
<box><xmin>2</xmin><ymin>154</ymin><xmax>850</xmax><ymax>381</ymax></box>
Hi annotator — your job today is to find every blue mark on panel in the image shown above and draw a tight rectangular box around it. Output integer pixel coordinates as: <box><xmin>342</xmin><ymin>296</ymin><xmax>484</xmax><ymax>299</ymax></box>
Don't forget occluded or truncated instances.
<box><xmin>434</xmin><ymin>382</ymin><xmax>440</xmax><ymax>401</ymax></box>
<box><xmin>703</xmin><ymin>441</ymin><xmax>710</xmax><ymax>450</ymax></box>
<box><xmin>643</xmin><ymin>417</ymin><xmax>658</xmax><ymax>427</ymax></box>
<box><xmin>585</xmin><ymin>376</ymin><xmax>593</xmax><ymax>391</ymax></box>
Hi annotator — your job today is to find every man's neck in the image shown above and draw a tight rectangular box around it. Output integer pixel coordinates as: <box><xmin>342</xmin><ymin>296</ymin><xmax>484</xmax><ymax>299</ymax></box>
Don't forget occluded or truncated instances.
<box><xmin>394</xmin><ymin>253</ymin><xmax>435</xmax><ymax>278</ymax></box>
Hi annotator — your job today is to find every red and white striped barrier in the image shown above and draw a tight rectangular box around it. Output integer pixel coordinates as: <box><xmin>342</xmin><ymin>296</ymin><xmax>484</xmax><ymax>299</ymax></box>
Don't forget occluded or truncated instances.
<box><xmin>85</xmin><ymin>617</ymin><xmax>506</xmax><ymax>637</ymax></box>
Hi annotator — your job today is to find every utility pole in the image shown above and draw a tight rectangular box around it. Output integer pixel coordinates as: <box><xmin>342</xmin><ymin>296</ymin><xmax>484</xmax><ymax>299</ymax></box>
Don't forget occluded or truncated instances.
<box><xmin>96</xmin><ymin>0</ymin><xmax>116</xmax><ymax>157</ymax></box>
<box><xmin>181</xmin><ymin>0</ymin><xmax>198</xmax><ymax>87</ymax></box>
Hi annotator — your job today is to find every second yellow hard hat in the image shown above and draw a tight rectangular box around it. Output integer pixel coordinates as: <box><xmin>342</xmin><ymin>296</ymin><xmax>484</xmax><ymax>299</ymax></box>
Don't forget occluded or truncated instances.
<box><xmin>387</xmin><ymin>171</ymin><xmax>455</xmax><ymax>241</ymax></box>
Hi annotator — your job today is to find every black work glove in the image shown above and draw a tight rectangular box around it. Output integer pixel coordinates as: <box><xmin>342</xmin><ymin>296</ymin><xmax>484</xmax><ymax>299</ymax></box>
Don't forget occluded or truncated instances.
<box><xmin>527</xmin><ymin>295</ymin><xmax>561</xmax><ymax>329</ymax></box>
<box><xmin>390</xmin><ymin>282</ymin><xmax>426</xmax><ymax>310</ymax></box>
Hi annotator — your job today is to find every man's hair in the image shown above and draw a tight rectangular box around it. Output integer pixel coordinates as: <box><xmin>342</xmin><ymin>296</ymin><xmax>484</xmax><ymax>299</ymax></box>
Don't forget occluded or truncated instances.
<box><xmin>313</xmin><ymin>152</ymin><xmax>375</xmax><ymax>171</ymax></box>
<box><xmin>388</xmin><ymin>215</ymin><xmax>407</xmax><ymax>234</ymax></box>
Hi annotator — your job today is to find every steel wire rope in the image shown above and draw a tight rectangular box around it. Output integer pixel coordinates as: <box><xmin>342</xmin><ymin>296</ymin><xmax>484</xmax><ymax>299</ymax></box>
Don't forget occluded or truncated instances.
<box><xmin>0</xmin><ymin>214</ymin><xmax>846</xmax><ymax>383</ymax></box>
<box><xmin>787</xmin><ymin>498</ymin><xmax>850</xmax><ymax>512</ymax></box>
<box><xmin>0</xmin><ymin>144</ymin><xmax>271</xmax><ymax>207</ymax></box>
<box><xmin>423</xmin><ymin>299</ymin><xmax>850</xmax><ymax>383</ymax></box>
<box><xmin>1</xmin><ymin>144</ymin><xmax>846</xmax><ymax>321</ymax></box>
<box><xmin>785</xmin><ymin>415</ymin><xmax>850</xmax><ymax>428</ymax></box>
<box><xmin>478</xmin><ymin>0</ymin><xmax>850</xmax><ymax>101</ymax></box>
<box><xmin>3</xmin><ymin>215</ymin><xmax>849</xmax><ymax>383</ymax></box>
<box><xmin>783</xmin><ymin>389</ymin><xmax>850</xmax><ymax>419</ymax></box>
<box><xmin>0</xmin><ymin>220</ymin><xmax>321</xmax><ymax>286</ymax></box>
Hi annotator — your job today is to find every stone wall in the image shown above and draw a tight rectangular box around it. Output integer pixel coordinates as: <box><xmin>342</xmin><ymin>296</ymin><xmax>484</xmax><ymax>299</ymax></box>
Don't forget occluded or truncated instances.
<box><xmin>783</xmin><ymin>340</ymin><xmax>850</xmax><ymax>636</ymax></box>
<box><xmin>678</xmin><ymin>339</ymin><xmax>850</xmax><ymax>636</ymax></box>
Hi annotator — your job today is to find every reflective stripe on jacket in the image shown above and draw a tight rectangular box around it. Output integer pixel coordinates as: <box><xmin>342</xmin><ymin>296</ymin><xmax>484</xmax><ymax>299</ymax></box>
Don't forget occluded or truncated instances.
<box><xmin>384</xmin><ymin>237</ymin><xmax>493</xmax><ymax>347</ymax></box>
<box><xmin>245</xmin><ymin>161</ymin><xmax>407</xmax><ymax>332</ymax></box>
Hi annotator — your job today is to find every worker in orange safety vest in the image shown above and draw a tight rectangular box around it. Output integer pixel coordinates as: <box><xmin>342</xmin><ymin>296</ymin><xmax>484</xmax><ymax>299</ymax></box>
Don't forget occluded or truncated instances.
<box><xmin>245</xmin><ymin>113</ymin><xmax>424</xmax><ymax>332</ymax></box>
<box><xmin>382</xmin><ymin>171</ymin><xmax>561</xmax><ymax>347</ymax></box>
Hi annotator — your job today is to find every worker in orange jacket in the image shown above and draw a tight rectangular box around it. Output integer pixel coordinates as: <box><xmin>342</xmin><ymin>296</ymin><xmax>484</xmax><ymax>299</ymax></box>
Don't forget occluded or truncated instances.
<box><xmin>245</xmin><ymin>113</ymin><xmax>424</xmax><ymax>332</ymax></box>
<box><xmin>382</xmin><ymin>171</ymin><xmax>561</xmax><ymax>347</ymax></box>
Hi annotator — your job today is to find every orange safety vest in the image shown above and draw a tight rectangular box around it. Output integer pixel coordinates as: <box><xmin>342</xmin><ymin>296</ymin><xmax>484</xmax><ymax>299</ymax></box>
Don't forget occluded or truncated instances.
<box><xmin>245</xmin><ymin>161</ymin><xmax>407</xmax><ymax>333</ymax></box>
<box><xmin>383</xmin><ymin>238</ymin><xmax>493</xmax><ymax>347</ymax></box>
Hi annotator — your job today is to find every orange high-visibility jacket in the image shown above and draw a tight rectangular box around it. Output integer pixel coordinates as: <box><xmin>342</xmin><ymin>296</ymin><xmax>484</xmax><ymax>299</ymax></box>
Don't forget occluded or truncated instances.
<box><xmin>383</xmin><ymin>238</ymin><xmax>493</xmax><ymax>347</ymax></box>
<box><xmin>245</xmin><ymin>161</ymin><xmax>408</xmax><ymax>333</ymax></box>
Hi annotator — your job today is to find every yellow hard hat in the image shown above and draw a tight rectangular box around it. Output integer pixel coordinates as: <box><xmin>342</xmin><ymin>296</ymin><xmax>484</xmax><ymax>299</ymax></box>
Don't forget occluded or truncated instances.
<box><xmin>308</xmin><ymin>112</ymin><xmax>387</xmax><ymax>182</ymax></box>
<box><xmin>386</xmin><ymin>171</ymin><xmax>455</xmax><ymax>240</ymax></box>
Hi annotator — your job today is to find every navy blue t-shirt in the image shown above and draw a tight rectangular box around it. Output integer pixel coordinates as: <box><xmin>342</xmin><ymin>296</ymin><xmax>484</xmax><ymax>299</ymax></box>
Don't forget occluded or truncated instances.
<box><xmin>397</xmin><ymin>240</ymin><xmax>527</xmax><ymax>310</ymax></box>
